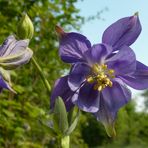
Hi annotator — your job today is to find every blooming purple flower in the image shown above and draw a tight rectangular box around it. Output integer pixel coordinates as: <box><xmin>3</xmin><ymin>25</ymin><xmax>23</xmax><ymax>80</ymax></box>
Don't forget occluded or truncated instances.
<box><xmin>0</xmin><ymin>35</ymin><xmax>33</xmax><ymax>92</ymax></box>
<box><xmin>51</xmin><ymin>14</ymin><xmax>148</xmax><ymax>136</ymax></box>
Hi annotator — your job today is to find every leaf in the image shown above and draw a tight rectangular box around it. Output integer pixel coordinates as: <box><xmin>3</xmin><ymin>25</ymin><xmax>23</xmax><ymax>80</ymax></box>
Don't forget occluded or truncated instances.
<box><xmin>3</xmin><ymin>109</ymin><xmax>15</xmax><ymax>118</ymax></box>
<box><xmin>53</xmin><ymin>97</ymin><xmax>69</xmax><ymax>135</ymax></box>
<box><xmin>39</xmin><ymin>114</ymin><xmax>57</xmax><ymax>136</ymax></box>
<box><xmin>65</xmin><ymin>109</ymin><xmax>80</xmax><ymax>135</ymax></box>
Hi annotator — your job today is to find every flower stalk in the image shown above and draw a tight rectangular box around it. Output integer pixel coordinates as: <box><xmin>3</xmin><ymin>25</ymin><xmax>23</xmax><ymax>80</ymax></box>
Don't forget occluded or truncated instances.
<box><xmin>32</xmin><ymin>56</ymin><xmax>51</xmax><ymax>94</ymax></box>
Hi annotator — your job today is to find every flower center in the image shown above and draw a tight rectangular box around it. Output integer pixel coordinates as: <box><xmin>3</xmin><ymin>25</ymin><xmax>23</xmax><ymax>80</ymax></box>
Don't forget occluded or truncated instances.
<box><xmin>86</xmin><ymin>64</ymin><xmax>115</xmax><ymax>91</ymax></box>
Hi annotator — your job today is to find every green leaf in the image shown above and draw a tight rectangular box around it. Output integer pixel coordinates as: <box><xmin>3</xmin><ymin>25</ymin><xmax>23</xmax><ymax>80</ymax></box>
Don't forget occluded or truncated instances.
<box><xmin>39</xmin><ymin>114</ymin><xmax>57</xmax><ymax>136</ymax></box>
<box><xmin>65</xmin><ymin>109</ymin><xmax>80</xmax><ymax>135</ymax></box>
<box><xmin>3</xmin><ymin>109</ymin><xmax>15</xmax><ymax>118</ymax></box>
<box><xmin>53</xmin><ymin>97</ymin><xmax>69</xmax><ymax>135</ymax></box>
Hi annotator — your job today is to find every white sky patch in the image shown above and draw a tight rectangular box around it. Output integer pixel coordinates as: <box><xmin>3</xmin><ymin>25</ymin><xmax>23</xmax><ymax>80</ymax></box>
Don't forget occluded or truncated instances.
<box><xmin>132</xmin><ymin>89</ymin><xmax>145</xmax><ymax>112</ymax></box>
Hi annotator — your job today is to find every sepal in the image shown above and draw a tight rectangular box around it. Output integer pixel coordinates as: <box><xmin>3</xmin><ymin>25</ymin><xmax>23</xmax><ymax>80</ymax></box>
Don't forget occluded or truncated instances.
<box><xmin>103</xmin><ymin>122</ymin><xmax>116</xmax><ymax>137</ymax></box>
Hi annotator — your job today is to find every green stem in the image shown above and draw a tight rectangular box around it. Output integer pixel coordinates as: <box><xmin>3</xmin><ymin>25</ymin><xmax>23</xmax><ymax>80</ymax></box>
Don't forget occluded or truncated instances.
<box><xmin>32</xmin><ymin>56</ymin><xmax>51</xmax><ymax>94</ymax></box>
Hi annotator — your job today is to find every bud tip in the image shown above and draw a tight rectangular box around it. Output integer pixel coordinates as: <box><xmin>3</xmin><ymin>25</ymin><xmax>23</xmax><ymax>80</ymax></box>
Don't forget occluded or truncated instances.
<box><xmin>134</xmin><ymin>12</ymin><xmax>139</xmax><ymax>16</ymax></box>
<box><xmin>55</xmin><ymin>25</ymin><xmax>65</xmax><ymax>36</ymax></box>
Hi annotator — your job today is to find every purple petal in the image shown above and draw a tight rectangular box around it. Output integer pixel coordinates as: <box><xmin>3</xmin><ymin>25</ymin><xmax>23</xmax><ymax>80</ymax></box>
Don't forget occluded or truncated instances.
<box><xmin>119</xmin><ymin>61</ymin><xmax>148</xmax><ymax>90</ymax></box>
<box><xmin>106</xmin><ymin>46</ymin><xmax>136</xmax><ymax>75</ymax></box>
<box><xmin>94</xmin><ymin>93</ymin><xmax>117</xmax><ymax>137</ymax></box>
<box><xmin>94</xmin><ymin>78</ymin><xmax>131</xmax><ymax>130</ymax></box>
<box><xmin>0</xmin><ymin>75</ymin><xmax>14</xmax><ymax>92</ymax></box>
<box><xmin>68</xmin><ymin>63</ymin><xmax>90</xmax><ymax>91</ymax></box>
<box><xmin>0</xmin><ymin>36</ymin><xmax>15</xmax><ymax>56</ymax></box>
<box><xmin>50</xmin><ymin>76</ymin><xmax>74</xmax><ymax>111</ymax></box>
<box><xmin>102</xmin><ymin>78</ymin><xmax>131</xmax><ymax>113</ymax></box>
<box><xmin>0</xmin><ymin>48</ymin><xmax>33</xmax><ymax>70</ymax></box>
<box><xmin>3</xmin><ymin>40</ymin><xmax>29</xmax><ymax>56</ymax></box>
<box><xmin>72</xmin><ymin>83</ymin><xmax>100</xmax><ymax>113</ymax></box>
<box><xmin>59</xmin><ymin>32</ymin><xmax>91</xmax><ymax>63</ymax></box>
<box><xmin>102</xmin><ymin>14</ymin><xmax>141</xmax><ymax>51</ymax></box>
<box><xmin>94</xmin><ymin>93</ymin><xmax>117</xmax><ymax>125</ymax></box>
<box><xmin>0</xmin><ymin>35</ymin><xmax>29</xmax><ymax>56</ymax></box>
<box><xmin>85</xmin><ymin>43</ymin><xmax>113</xmax><ymax>65</ymax></box>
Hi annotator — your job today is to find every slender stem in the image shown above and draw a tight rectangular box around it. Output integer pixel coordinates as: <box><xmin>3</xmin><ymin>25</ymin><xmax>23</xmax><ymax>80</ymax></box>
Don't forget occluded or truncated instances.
<box><xmin>32</xmin><ymin>56</ymin><xmax>51</xmax><ymax>94</ymax></box>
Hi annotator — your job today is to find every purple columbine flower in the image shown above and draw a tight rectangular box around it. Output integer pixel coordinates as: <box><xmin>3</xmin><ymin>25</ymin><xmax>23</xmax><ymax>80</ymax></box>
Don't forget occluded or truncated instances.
<box><xmin>0</xmin><ymin>35</ymin><xmax>33</xmax><ymax>92</ymax></box>
<box><xmin>51</xmin><ymin>14</ymin><xmax>148</xmax><ymax>136</ymax></box>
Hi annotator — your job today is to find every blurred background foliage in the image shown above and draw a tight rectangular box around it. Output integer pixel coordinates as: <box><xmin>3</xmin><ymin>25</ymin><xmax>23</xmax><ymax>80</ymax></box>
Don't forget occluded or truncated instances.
<box><xmin>0</xmin><ymin>0</ymin><xmax>148</xmax><ymax>147</ymax></box>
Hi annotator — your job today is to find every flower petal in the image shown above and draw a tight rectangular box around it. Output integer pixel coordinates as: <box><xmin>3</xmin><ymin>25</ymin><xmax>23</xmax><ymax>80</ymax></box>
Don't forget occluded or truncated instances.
<box><xmin>0</xmin><ymin>35</ymin><xmax>15</xmax><ymax>56</ymax></box>
<box><xmin>50</xmin><ymin>76</ymin><xmax>74</xmax><ymax>111</ymax></box>
<box><xmin>85</xmin><ymin>43</ymin><xmax>113</xmax><ymax>65</ymax></box>
<box><xmin>0</xmin><ymin>48</ymin><xmax>33</xmax><ymax>70</ymax></box>
<box><xmin>94</xmin><ymin>78</ymin><xmax>131</xmax><ymax>136</ymax></box>
<box><xmin>68</xmin><ymin>63</ymin><xmax>90</xmax><ymax>91</ymax></box>
<box><xmin>119</xmin><ymin>61</ymin><xmax>148</xmax><ymax>90</ymax></box>
<box><xmin>102</xmin><ymin>78</ymin><xmax>131</xmax><ymax>113</ymax></box>
<box><xmin>106</xmin><ymin>46</ymin><xmax>136</xmax><ymax>75</ymax></box>
<box><xmin>102</xmin><ymin>14</ymin><xmax>141</xmax><ymax>51</ymax></box>
<box><xmin>94</xmin><ymin>94</ymin><xmax>117</xmax><ymax>137</ymax></box>
<box><xmin>0</xmin><ymin>35</ymin><xmax>29</xmax><ymax>57</ymax></box>
<box><xmin>72</xmin><ymin>83</ymin><xmax>100</xmax><ymax>113</ymax></box>
<box><xmin>59</xmin><ymin>32</ymin><xmax>91</xmax><ymax>63</ymax></box>
<box><xmin>0</xmin><ymin>75</ymin><xmax>15</xmax><ymax>92</ymax></box>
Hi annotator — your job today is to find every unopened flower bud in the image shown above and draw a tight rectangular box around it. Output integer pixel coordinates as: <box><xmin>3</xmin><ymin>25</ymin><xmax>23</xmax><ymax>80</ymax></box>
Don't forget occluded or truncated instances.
<box><xmin>17</xmin><ymin>14</ymin><xmax>34</xmax><ymax>40</ymax></box>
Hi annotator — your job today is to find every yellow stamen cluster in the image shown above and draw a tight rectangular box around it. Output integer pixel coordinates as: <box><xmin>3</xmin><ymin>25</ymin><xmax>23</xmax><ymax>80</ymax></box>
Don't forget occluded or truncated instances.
<box><xmin>86</xmin><ymin>64</ymin><xmax>115</xmax><ymax>91</ymax></box>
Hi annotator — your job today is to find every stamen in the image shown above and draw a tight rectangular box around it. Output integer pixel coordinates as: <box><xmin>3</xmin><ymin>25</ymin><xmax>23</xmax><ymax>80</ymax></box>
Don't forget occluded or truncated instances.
<box><xmin>98</xmin><ymin>85</ymin><xmax>103</xmax><ymax>91</ymax></box>
<box><xmin>108</xmin><ymin>69</ymin><xmax>114</xmax><ymax>74</ymax></box>
<box><xmin>101</xmin><ymin>64</ymin><xmax>107</xmax><ymax>70</ymax></box>
<box><xmin>108</xmin><ymin>81</ymin><xmax>113</xmax><ymax>87</ymax></box>
<box><xmin>92</xmin><ymin>64</ymin><xmax>100</xmax><ymax>74</ymax></box>
<box><xmin>87</xmin><ymin>64</ymin><xmax>115</xmax><ymax>92</ymax></box>
<box><xmin>86</xmin><ymin>76</ymin><xmax>94</xmax><ymax>83</ymax></box>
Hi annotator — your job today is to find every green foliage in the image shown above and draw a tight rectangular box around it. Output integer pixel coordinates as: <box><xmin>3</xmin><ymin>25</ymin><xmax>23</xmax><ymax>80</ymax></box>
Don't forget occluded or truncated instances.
<box><xmin>70</xmin><ymin>101</ymin><xmax>148</xmax><ymax>148</ymax></box>
<box><xmin>0</xmin><ymin>96</ymin><xmax>53</xmax><ymax>147</ymax></box>
<box><xmin>0</xmin><ymin>0</ymin><xmax>83</xmax><ymax>147</ymax></box>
